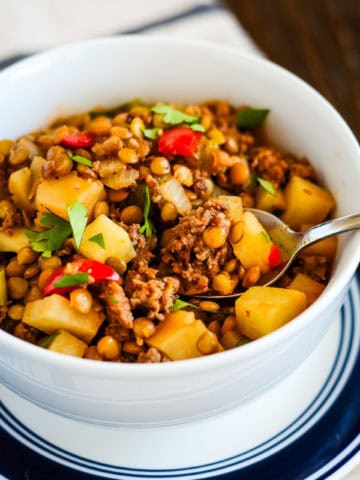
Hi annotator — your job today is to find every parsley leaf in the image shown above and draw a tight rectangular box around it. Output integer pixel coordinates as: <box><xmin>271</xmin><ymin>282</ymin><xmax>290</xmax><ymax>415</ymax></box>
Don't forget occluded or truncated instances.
<box><xmin>170</xmin><ymin>299</ymin><xmax>200</xmax><ymax>312</ymax></box>
<box><xmin>190</xmin><ymin>123</ymin><xmax>206</xmax><ymax>132</ymax></box>
<box><xmin>54</xmin><ymin>272</ymin><xmax>89</xmax><ymax>288</ymax></box>
<box><xmin>139</xmin><ymin>186</ymin><xmax>156</xmax><ymax>238</ymax></box>
<box><xmin>67</xmin><ymin>152</ymin><xmax>92</xmax><ymax>167</ymax></box>
<box><xmin>143</xmin><ymin>128</ymin><xmax>161</xmax><ymax>140</ymax></box>
<box><xmin>152</xmin><ymin>104</ymin><xmax>200</xmax><ymax>126</ymax></box>
<box><xmin>237</xmin><ymin>108</ymin><xmax>270</xmax><ymax>129</ymax></box>
<box><xmin>89</xmin><ymin>233</ymin><xmax>105</xmax><ymax>249</ymax></box>
<box><xmin>67</xmin><ymin>201</ymin><xmax>88</xmax><ymax>249</ymax></box>
<box><xmin>39</xmin><ymin>332</ymin><xmax>60</xmax><ymax>348</ymax></box>
<box><xmin>25</xmin><ymin>211</ymin><xmax>72</xmax><ymax>257</ymax></box>
<box><xmin>257</xmin><ymin>177</ymin><xmax>276</xmax><ymax>196</ymax></box>
<box><xmin>261</xmin><ymin>231</ymin><xmax>271</xmax><ymax>243</ymax></box>
<box><xmin>108</xmin><ymin>294</ymin><xmax>119</xmax><ymax>305</ymax></box>
<box><xmin>89</xmin><ymin>98</ymin><xmax>143</xmax><ymax>118</ymax></box>
<box><xmin>237</xmin><ymin>337</ymin><xmax>252</xmax><ymax>347</ymax></box>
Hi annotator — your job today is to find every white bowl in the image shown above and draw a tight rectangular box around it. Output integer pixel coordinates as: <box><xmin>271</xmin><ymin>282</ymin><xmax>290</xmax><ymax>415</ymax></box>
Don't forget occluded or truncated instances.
<box><xmin>0</xmin><ymin>36</ymin><xmax>359</xmax><ymax>427</ymax></box>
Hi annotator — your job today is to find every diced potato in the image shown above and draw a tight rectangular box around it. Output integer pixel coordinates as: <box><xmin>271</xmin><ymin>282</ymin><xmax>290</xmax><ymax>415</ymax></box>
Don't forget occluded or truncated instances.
<box><xmin>160</xmin><ymin>178</ymin><xmax>192</xmax><ymax>215</ymax></box>
<box><xmin>147</xmin><ymin>310</ymin><xmax>222</xmax><ymax>360</ymax></box>
<box><xmin>256</xmin><ymin>186</ymin><xmax>286</xmax><ymax>212</ymax></box>
<box><xmin>23</xmin><ymin>294</ymin><xmax>103</xmax><ymax>343</ymax></box>
<box><xmin>231</xmin><ymin>211</ymin><xmax>273</xmax><ymax>273</ymax></box>
<box><xmin>8</xmin><ymin>166</ymin><xmax>32</xmax><ymax>209</ymax></box>
<box><xmin>79</xmin><ymin>214</ymin><xmax>135</xmax><ymax>264</ymax></box>
<box><xmin>0</xmin><ymin>227</ymin><xmax>29</xmax><ymax>252</ymax></box>
<box><xmin>35</xmin><ymin>171</ymin><xmax>105</xmax><ymax>220</ymax></box>
<box><xmin>47</xmin><ymin>330</ymin><xmax>87</xmax><ymax>357</ymax></box>
<box><xmin>235</xmin><ymin>286</ymin><xmax>307</xmax><ymax>339</ymax></box>
<box><xmin>211</xmin><ymin>195</ymin><xmax>243</xmax><ymax>223</ymax></box>
<box><xmin>287</xmin><ymin>273</ymin><xmax>325</xmax><ymax>306</ymax></box>
<box><xmin>281</xmin><ymin>176</ymin><xmax>335</xmax><ymax>229</ymax></box>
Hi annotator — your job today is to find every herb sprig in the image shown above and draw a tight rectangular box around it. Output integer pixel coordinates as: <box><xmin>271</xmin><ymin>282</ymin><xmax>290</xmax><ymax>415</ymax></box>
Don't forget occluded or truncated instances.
<box><xmin>67</xmin><ymin>201</ymin><xmax>88</xmax><ymax>248</ymax></box>
<box><xmin>25</xmin><ymin>201</ymin><xmax>88</xmax><ymax>257</ymax></box>
<box><xmin>152</xmin><ymin>104</ymin><xmax>200</xmax><ymax>126</ymax></box>
<box><xmin>54</xmin><ymin>272</ymin><xmax>89</xmax><ymax>288</ymax></box>
<box><xmin>67</xmin><ymin>152</ymin><xmax>92</xmax><ymax>167</ymax></box>
<box><xmin>237</xmin><ymin>108</ymin><xmax>270</xmax><ymax>129</ymax></box>
<box><xmin>256</xmin><ymin>177</ymin><xmax>276</xmax><ymax>196</ymax></box>
<box><xmin>139</xmin><ymin>186</ymin><xmax>156</xmax><ymax>238</ymax></box>
<box><xmin>25</xmin><ymin>211</ymin><xmax>72</xmax><ymax>258</ymax></box>
<box><xmin>89</xmin><ymin>233</ymin><xmax>105</xmax><ymax>249</ymax></box>
<box><xmin>39</xmin><ymin>332</ymin><xmax>60</xmax><ymax>348</ymax></box>
<box><xmin>170</xmin><ymin>299</ymin><xmax>200</xmax><ymax>312</ymax></box>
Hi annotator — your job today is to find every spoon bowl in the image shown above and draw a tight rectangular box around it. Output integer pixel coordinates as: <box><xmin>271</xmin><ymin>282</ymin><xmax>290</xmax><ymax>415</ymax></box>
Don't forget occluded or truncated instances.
<box><xmin>192</xmin><ymin>208</ymin><xmax>360</xmax><ymax>300</ymax></box>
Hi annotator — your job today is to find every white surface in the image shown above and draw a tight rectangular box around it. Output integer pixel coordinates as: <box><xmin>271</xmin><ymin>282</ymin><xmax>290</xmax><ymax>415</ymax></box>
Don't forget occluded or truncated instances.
<box><xmin>1</xmin><ymin>304</ymin><xmax>356</xmax><ymax>477</ymax></box>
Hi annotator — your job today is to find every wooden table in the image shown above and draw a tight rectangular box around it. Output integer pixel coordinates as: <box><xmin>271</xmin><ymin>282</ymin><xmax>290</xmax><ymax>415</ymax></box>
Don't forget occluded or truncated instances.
<box><xmin>226</xmin><ymin>0</ymin><xmax>360</xmax><ymax>140</ymax></box>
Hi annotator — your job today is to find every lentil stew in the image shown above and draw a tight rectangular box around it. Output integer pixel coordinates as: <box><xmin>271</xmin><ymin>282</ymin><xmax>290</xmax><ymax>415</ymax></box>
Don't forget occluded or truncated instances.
<box><xmin>0</xmin><ymin>100</ymin><xmax>336</xmax><ymax>362</ymax></box>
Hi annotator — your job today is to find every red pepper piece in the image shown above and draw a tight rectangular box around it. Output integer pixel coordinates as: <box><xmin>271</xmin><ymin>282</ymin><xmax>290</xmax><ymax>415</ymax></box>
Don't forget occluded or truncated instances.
<box><xmin>43</xmin><ymin>259</ymin><xmax>120</xmax><ymax>296</ymax></box>
<box><xmin>158</xmin><ymin>127</ymin><xmax>202</xmax><ymax>156</ymax></box>
<box><xmin>268</xmin><ymin>244</ymin><xmax>282</xmax><ymax>269</ymax></box>
<box><xmin>61</xmin><ymin>132</ymin><xmax>94</xmax><ymax>148</ymax></box>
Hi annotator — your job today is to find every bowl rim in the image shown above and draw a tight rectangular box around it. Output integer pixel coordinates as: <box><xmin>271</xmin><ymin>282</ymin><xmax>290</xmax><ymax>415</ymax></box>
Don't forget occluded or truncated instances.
<box><xmin>0</xmin><ymin>34</ymin><xmax>359</xmax><ymax>377</ymax></box>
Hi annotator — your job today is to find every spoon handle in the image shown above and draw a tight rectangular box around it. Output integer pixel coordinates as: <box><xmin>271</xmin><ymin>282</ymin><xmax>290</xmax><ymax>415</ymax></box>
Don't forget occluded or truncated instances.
<box><xmin>300</xmin><ymin>213</ymin><xmax>360</xmax><ymax>249</ymax></box>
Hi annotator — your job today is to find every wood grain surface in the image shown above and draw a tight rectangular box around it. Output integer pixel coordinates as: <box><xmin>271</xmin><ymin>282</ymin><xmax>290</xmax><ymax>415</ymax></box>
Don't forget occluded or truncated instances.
<box><xmin>225</xmin><ymin>0</ymin><xmax>360</xmax><ymax>139</ymax></box>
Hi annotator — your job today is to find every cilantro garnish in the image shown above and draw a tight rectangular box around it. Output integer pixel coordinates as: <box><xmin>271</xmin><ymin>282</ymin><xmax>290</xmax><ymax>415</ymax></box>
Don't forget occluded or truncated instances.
<box><xmin>39</xmin><ymin>332</ymin><xmax>60</xmax><ymax>348</ymax></box>
<box><xmin>67</xmin><ymin>201</ymin><xmax>88</xmax><ymax>249</ymax></box>
<box><xmin>89</xmin><ymin>98</ymin><xmax>143</xmax><ymax>118</ymax></box>
<box><xmin>237</xmin><ymin>108</ymin><xmax>270</xmax><ymax>129</ymax></box>
<box><xmin>257</xmin><ymin>177</ymin><xmax>276</xmax><ymax>196</ymax></box>
<box><xmin>89</xmin><ymin>233</ymin><xmax>105</xmax><ymax>249</ymax></box>
<box><xmin>25</xmin><ymin>211</ymin><xmax>72</xmax><ymax>257</ymax></box>
<box><xmin>143</xmin><ymin>128</ymin><xmax>161</xmax><ymax>140</ymax></box>
<box><xmin>170</xmin><ymin>299</ymin><xmax>200</xmax><ymax>312</ymax></box>
<box><xmin>138</xmin><ymin>186</ymin><xmax>156</xmax><ymax>238</ymax></box>
<box><xmin>67</xmin><ymin>152</ymin><xmax>92</xmax><ymax>167</ymax></box>
<box><xmin>108</xmin><ymin>294</ymin><xmax>119</xmax><ymax>305</ymax></box>
<box><xmin>152</xmin><ymin>104</ymin><xmax>200</xmax><ymax>126</ymax></box>
<box><xmin>190</xmin><ymin>123</ymin><xmax>206</xmax><ymax>132</ymax></box>
<box><xmin>261</xmin><ymin>231</ymin><xmax>271</xmax><ymax>243</ymax></box>
<box><xmin>237</xmin><ymin>337</ymin><xmax>252</xmax><ymax>347</ymax></box>
<box><xmin>54</xmin><ymin>272</ymin><xmax>89</xmax><ymax>288</ymax></box>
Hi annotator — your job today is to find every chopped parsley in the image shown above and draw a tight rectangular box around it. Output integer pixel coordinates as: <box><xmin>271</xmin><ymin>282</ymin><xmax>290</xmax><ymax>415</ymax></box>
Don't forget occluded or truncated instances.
<box><xmin>139</xmin><ymin>186</ymin><xmax>156</xmax><ymax>238</ymax></box>
<box><xmin>54</xmin><ymin>272</ymin><xmax>89</xmax><ymax>288</ymax></box>
<box><xmin>261</xmin><ymin>231</ymin><xmax>271</xmax><ymax>243</ymax></box>
<box><xmin>190</xmin><ymin>123</ymin><xmax>206</xmax><ymax>132</ymax></box>
<box><xmin>237</xmin><ymin>337</ymin><xmax>252</xmax><ymax>347</ymax></box>
<box><xmin>67</xmin><ymin>201</ymin><xmax>88</xmax><ymax>249</ymax></box>
<box><xmin>67</xmin><ymin>152</ymin><xmax>92</xmax><ymax>167</ymax></box>
<box><xmin>237</xmin><ymin>108</ymin><xmax>270</xmax><ymax>129</ymax></box>
<box><xmin>39</xmin><ymin>332</ymin><xmax>60</xmax><ymax>348</ymax></box>
<box><xmin>108</xmin><ymin>294</ymin><xmax>119</xmax><ymax>305</ymax></box>
<box><xmin>170</xmin><ymin>299</ymin><xmax>200</xmax><ymax>312</ymax></box>
<box><xmin>151</xmin><ymin>104</ymin><xmax>200</xmax><ymax>126</ymax></box>
<box><xmin>25</xmin><ymin>211</ymin><xmax>72</xmax><ymax>257</ymax></box>
<box><xmin>89</xmin><ymin>98</ymin><xmax>143</xmax><ymax>118</ymax></box>
<box><xmin>257</xmin><ymin>177</ymin><xmax>276</xmax><ymax>196</ymax></box>
<box><xmin>143</xmin><ymin>128</ymin><xmax>161</xmax><ymax>140</ymax></box>
<box><xmin>89</xmin><ymin>233</ymin><xmax>105</xmax><ymax>249</ymax></box>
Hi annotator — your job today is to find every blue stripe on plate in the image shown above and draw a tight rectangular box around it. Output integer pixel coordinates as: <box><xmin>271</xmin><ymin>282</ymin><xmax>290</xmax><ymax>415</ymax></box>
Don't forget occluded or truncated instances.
<box><xmin>0</xmin><ymin>3</ymin><xmax>222</xmax><ymax>71</ymax></box>
<box><xmin>0</xmin><ymin>278</ymin><xmax>359</xmax><ymax>479</ymax></box>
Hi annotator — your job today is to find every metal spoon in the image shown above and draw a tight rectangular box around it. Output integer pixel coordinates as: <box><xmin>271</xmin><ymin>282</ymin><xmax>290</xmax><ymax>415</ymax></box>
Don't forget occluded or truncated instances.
<box><xmin>192</xmin><ymin>208</ymin><xmax>360</xmax><ymax>300</ymax></box>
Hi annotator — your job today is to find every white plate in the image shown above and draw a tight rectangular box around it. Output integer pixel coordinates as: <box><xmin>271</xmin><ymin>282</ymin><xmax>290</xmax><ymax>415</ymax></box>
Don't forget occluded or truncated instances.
<box><xmin>0</xmin><ymin>277</ymin><xmax>359</xmax><ymax>480</ymax></box>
